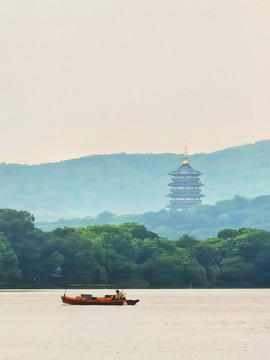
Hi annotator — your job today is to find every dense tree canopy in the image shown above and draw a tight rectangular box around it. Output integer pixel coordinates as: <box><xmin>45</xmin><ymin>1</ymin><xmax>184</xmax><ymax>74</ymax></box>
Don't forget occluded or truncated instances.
<box><xmin>1</xmin><ymin>209</ymin><xmax>270</xmax><ymax>288</ymax></box>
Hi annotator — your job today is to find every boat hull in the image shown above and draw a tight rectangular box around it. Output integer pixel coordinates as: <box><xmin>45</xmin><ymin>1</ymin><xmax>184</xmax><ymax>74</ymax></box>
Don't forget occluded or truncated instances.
<box><xmin>61</xmin><ymin>295</ymin><xmax>139</xmax><ymax>306</ymax></box>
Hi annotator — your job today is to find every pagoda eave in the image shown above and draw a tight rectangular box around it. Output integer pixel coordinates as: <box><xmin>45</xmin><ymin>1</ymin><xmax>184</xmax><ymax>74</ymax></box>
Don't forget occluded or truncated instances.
<box><xmin>168</xmin><ymin>183</ymin><xmax>204</xmax><ymax>187</ymax></box>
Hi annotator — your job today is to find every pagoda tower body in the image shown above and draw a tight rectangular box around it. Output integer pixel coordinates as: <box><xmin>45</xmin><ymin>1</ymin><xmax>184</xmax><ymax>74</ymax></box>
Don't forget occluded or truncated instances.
<box><xmin>167</xmin><ymin>147</ymin><xmax>204</xmax><ymax>211</ymax></box>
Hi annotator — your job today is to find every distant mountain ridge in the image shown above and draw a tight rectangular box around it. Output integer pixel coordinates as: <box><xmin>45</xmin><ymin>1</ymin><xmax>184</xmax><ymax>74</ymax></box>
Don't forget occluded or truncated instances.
<box><xmin>0</xmin><ymin>140</ymin><xmax>270</xmax><ymax>221</ymax></box>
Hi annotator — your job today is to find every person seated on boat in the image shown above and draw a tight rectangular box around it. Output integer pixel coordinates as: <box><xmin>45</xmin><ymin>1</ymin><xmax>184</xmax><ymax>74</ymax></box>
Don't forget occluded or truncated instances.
<box><xmin>115</xmin><ymin>289</ymin><xmax>124</xmax><ymax>300</ymax></box>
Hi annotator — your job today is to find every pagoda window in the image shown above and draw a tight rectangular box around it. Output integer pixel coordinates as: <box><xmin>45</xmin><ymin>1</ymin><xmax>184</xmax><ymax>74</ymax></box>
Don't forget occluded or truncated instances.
<box><xmin>173</xmin><ymin>186</ymin><xmax>198</xmax><ymax>190</ymax></box>
<box><xmin>172</xmin><ymin>197</ymin><xmax>199</xmax><ymax>201</ymax></box>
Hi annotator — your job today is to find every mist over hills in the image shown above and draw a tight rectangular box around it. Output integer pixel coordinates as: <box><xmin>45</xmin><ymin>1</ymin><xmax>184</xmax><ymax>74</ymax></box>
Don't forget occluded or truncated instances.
<box><xmin>0</xmin><ymin>140</ymin><xmax>270</xmax><ymax>221</ymax></box>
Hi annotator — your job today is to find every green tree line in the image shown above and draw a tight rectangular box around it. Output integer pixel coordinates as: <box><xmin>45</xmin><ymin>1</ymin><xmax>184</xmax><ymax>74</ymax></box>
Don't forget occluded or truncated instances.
<box><xmin>1</xmin><ymin>209</ymin><xmax>270</xmax><ymax>288</ymax></box>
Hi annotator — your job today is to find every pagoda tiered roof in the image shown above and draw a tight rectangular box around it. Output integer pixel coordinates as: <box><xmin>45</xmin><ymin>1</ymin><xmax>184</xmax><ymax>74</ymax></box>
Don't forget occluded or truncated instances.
<box><xmin>169</xmin><ymin>163</ymin><xmax>202</xmax><ymax>176</ymax></box>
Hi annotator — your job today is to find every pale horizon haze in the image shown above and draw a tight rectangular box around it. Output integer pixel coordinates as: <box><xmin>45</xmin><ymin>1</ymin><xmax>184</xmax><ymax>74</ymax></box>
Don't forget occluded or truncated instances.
<box><xmin>1</xmin><ymin>0</ymin><xmax>270</xmax><ymax>164</ymax></box>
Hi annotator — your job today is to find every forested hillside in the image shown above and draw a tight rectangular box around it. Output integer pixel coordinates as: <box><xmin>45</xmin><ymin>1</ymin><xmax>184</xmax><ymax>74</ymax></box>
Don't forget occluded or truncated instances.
<box><xmin>0</xmin><ymin>140</ymin><xmax>270</xmax><ymax>221</ymax></box>
<box><xmin>37</xmin><ymin>194</ymin><xmax>270</xmax><ymax>240</ymax></box>
<box><xmin>1</xmin><ymin>209</ymin><xmax>270</xmax><ymax>289</ymax></box>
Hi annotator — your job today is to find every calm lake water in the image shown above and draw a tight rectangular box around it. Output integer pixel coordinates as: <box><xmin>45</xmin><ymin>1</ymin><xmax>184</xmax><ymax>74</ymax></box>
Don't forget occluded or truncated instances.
<box><xmin>1</xmin><ymin>289</ymin><xmax>270</xmax><ymax>360</ymax></box>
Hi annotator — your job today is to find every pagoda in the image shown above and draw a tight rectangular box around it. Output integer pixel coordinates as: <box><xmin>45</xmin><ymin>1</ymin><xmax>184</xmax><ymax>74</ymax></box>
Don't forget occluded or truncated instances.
<box><xmin>167</xmin><ymin>146</ymin><xmax>204</xmax><ymax>211</ymax></box>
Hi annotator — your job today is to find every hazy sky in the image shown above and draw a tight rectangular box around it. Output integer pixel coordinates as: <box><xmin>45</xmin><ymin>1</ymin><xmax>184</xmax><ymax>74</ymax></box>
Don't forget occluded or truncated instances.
<box><xmin>1</xmin><ymin>0</ymin><xmax>269</xmax><ymax>164</ymax></box>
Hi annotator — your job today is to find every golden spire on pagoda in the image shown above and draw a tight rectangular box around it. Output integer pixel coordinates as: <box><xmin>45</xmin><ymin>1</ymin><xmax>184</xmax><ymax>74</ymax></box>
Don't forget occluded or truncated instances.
<box><xmin>182</xmin><ymin>141</ymin><xmax>189</xmax><ymax>164</ymax></box>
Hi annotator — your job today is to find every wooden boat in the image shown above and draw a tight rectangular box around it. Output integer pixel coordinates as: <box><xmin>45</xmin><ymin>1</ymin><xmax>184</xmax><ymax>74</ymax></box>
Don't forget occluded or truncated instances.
<box><xmin>61</xmin><ymin>293</ymin><xmax>139</xmax><ymax>306</ymax></box>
